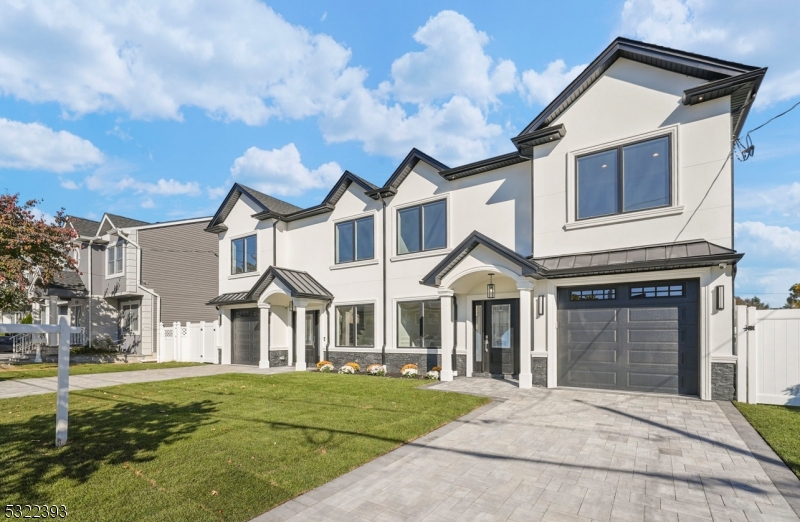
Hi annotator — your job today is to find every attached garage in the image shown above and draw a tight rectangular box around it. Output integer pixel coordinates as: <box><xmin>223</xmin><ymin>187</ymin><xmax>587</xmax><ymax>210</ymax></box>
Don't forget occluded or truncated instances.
<box><xmin>557</xmin><ymin>279</ymin><xmax>699</xmax><ymax>395</ymax></box>
<box><xmin>232</xmin><ymin>308</ymin><xmax>260</xmax><ymax>366</ymax></box>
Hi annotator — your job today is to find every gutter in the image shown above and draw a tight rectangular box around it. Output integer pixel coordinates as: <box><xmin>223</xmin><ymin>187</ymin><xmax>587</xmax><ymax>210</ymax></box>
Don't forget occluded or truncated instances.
<box><xmin>379</xmin><ymin>194</ymin><xmax>388</xmax><ymax>365</ymax></box>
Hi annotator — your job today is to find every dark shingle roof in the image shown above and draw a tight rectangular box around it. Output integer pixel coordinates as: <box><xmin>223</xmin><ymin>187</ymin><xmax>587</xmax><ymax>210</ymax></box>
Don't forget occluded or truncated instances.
<box><xmin>238</xmin><ymin>185</ymin><xmax>303</xmax><ymax>215</ymax></box>
<box><xmin>105</xmin><ymin>213</ymin><xmax>150</xmax><ymax>228</ymax></box>
<box><xmin>45</xmin><ymin>271</ymin><xmax>87</xmax><ymax>298</ymax></box>
<box><xmin>531</xmin><ymin>240</ymin><xmax>743</xmax><ymax>278</ymax></box>
<box><xmin>206</xmin><ymin>267</ymin><xmax>332</xmax><ymax>305</ymax></box>
<box><xmin>68</xmin><ymin>216</ymin><xmax>101</xmax><ymax>237</ymax></box>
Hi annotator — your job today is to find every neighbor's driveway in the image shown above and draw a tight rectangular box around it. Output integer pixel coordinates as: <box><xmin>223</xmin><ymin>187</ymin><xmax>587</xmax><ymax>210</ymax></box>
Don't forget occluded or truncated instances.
<box><xmin>0</xmin><ymin>364</ymin><xmax>293</xmax><ymax>399</ymax></box>
<box><xmin>257</xmin><ymin>378</ymin><xmax>800</xmax><ymax>522</ymax></box>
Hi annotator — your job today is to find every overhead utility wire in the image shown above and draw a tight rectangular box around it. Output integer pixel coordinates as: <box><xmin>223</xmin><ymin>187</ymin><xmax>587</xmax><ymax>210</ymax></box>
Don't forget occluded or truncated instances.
<box><xmin>735</xmin><ymin>99</ymin><xmax>800</xmax><ymax>162</ymax></box>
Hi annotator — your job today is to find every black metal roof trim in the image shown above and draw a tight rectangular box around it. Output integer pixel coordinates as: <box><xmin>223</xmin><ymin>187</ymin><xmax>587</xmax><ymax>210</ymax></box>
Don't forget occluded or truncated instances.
<box><xmin>206</xmin><ymin>291</ymin><xmax>252</xmax><ymax>305</ymax></box>
<box><xmin>511</xmin><ymin>124</ymin><xmax>567</xmax><ymax>155</ymax></box>
<box><xmin>204</xmin><ymin>224</ymin><xmax>228</xmax><ymax>234</ymax></box>
<box><xmin>247</xmin><ymin>266</ymin><xmax>333</xmax><ymax>301</ymax></box>
<box><xmin>253</xmin><ymin>203</ymin><xmax>336</xmax><ymax>222</ymax></box>
<box><xmin>517</xmin><ymin>37</ymin><xmax>760</xmax><ymax>137</ymax></box>
<box><xmin>530</xmin><ymin>239</ymin><xmax>743</xmax><ymax>278</ymax></box>
<box><xmin>367</xmin><ymin>148</ymin><xmax>449</xmax><ymax>200</ymax></box>
<box><xmin>440</xmin><ymin>152</ymin><xmax>528</xmax><ymax>180</ymax></box>
<box><xmin>205</xmin><ymin>183</ymin><xmax>302</xmax><ymax>232</ymax></box>
<box><xmin>420</xmin><ymin>231</ymin><xmax>542</xmax><ymax>287</ymax></box>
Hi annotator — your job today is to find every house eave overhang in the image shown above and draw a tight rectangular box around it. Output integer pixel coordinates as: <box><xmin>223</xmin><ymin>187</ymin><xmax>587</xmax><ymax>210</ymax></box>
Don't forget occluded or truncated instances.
<box><xmin>439</xmin><ymin>152</ymin><xmax>529</xmax><ymax>180</ymax></box>
<box><xmin>536</xmin><ymin>253</ymin><xmax>744</xmax><ymax>279</ymax></box>
<box><xmin>204</xmin><ymin>224</ymin><xmax>228</xmax><ymax>234</ymax></box>
<box><xmin>252</xmin><ymin>203</ymin><xmax>335</xmax><ymax>222</ymax></box>
<box><xmin>511</xmin><ymin>124</ymin><xmax>567</xmax><ymax>156</ymax></box>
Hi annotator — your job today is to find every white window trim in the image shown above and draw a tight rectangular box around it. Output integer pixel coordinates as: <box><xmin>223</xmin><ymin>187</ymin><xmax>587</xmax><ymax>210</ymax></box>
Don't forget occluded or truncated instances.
<box><xmin>228</xmin><ymin>271</ymin><xmax>261</xmax><ymax>280</ymax></box>
<box><xmin>392</xmin><ymin>295</ymin><xmax>442</xmax><ymax>350</ymax></box>
<box><xmin>333</xmin><ymin>211</ymin><xmax>378</xmax><ymax>266</ymax></box>
<box><xmin>333</xmin><ymin>300</ymin><xmax>378</xmax><ymax>349</ymax></box>
<box><xmin>565</xmin><ymin>125</ymin><xmax>680</xmax><ymax>230</ymax></box>
<box><xmin>105</xmin><ymin>243</ymin><xmax>125</xmax><ymax>279</ymax></box>
<box><xmin>391</xmin><ymin>194</ymin><xmax>451</xmax><ymax>258</ymax></box>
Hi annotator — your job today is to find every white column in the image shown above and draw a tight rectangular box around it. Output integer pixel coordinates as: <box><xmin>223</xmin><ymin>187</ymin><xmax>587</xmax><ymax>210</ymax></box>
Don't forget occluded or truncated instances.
<box><xmin>294</xmin><ymin>299</ymin><xmax>308</xmax><ymax>371</ymax></box>
<box><xmin>55</xmin><ymin>318</ymin><xmax>70</xmax><ymax>447</ymax></box>
<box><xmin>259</xmin><ymin>304</ymin><xmax>271</xmax><ymax>369</ymax></box>
<box><xmin>439</xmin><ymin>290</ymin><xmax>454</xmax><ymax>382</ymax></box>
<box><xmin>517</xmin><ymin>282</ymin><xmax>534</xmax><ymax>389</ymax></box>
<box><xmin>220</xmin><ymin>309</ymin><xmax>232</xmax><ymax>365</ymax></box>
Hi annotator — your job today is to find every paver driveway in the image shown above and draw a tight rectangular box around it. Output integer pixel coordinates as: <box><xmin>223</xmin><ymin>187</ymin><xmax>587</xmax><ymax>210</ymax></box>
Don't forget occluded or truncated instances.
<box><xmin>257</xmin><ymin>378</ymin><xmax>800</xmax><ymax>522</ymax></box>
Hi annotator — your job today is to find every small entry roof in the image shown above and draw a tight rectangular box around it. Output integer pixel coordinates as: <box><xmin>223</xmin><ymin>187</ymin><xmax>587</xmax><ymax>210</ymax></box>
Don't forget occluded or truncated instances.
<box><xmin>207</xmin><ymin>267</ymin><xmax>332</xmax><ymax>305</ymax></box>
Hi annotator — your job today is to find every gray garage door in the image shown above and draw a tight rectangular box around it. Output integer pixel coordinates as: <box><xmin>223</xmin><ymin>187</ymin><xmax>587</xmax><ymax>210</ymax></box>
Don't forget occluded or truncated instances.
<box><xmin>557</xmin><ymin>279</ymin><xmax>698</xmax><ymax>395</ymax></box>
<box><xmin>232</xmin><ymin>308</ymin><xmax>259</xmax><ymax>366</ymax></box>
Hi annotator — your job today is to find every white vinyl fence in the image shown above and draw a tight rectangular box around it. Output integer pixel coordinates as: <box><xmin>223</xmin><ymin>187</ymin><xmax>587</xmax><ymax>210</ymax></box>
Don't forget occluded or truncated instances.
<box><xmin>157</xmin><ymin>320</ymin><xmax>220</xmax><ymax>364</ymax></box>
<box><xmin>737</xmin><ymin>306</ymin><xmax>800</xmax><ymax>406</ymax></box>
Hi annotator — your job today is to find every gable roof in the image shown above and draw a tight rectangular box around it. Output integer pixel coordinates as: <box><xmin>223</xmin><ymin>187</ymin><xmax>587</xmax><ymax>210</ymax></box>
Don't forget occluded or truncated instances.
<box><xmin>67</xmin><ymin>216</ymin><xmax>101</xmax><ymax>237</ymax></box>
<box><xmin>105</xmin><ymin>213</ymin><xmax>150</xmax><ymax>229</ymax></box>
<box><xmin>205</xmin><ymin>183</ymin><xmax>302</xmax><ymax>233</ymax></box>
<box><xmin>516</xmin><ymin>37</ymin><xmax>765</xmax><ymax>144</ymax></box>
<box><xmin>44</xmin><ymin>270</ymin><xmax>87</xmax><ymax>298</ymax></box>
<box><xmin>206</xmin><ymin>266</ymin><xmax>332</xmax><ymax>305</ymax></box>
<box><xmin>531</xmin><ymin>239</ymin><xmax>743</xmax><ymax>278</ymax></box>
<box><xmin>420</xmin><ymin>231</ymin><xmax>542</xmax><ymax>287</ymax></box>
<box><xmin>366</xmin><ymin>148</ymin><xmax>449</xmax><ymax>199</ymax></box>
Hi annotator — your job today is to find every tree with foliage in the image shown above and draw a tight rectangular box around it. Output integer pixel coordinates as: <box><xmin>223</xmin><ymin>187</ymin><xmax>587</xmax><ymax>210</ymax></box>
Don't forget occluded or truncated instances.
<box><xmin>784</xmin><ymin>284</ymin><xmax>800</xmax><ymax>309</ymax></box>
<box><xmin>0</xmin><ymin>194</ymin><xmax>77</xmax><ymax>311</ymax></box>
<box><xmin>734</xmin><ymin>295</ymin><xmax>770</xmax><ymax>309</ymax></box>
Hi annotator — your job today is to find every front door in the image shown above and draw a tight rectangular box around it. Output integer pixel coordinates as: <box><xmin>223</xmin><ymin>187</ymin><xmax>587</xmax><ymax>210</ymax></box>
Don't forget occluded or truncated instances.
<box><xmin>305</xmin><ymin>311</ymin><xmax>319</xmax><ymax>365</ymax></box>
<box><xmin>474</xmin><ymin>299</ymin><xmax>518</xmax><ymax>375</ymax></box>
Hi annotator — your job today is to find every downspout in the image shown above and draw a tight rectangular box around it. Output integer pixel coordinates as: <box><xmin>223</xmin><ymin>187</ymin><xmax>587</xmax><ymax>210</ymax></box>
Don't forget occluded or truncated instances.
<box><xmin>379</xmin><ymin>195</ymin><xmax>388</xmax><ymax>366</ymax></box>
<box><xmin>88</xmin><ymin>238</ymin><xmax>94</xmax><ymax>347</ymax></box>
<box><xmin>452</xmin><ymin>295</ymin><xmax>457</xmax><ymax>375</ymax></box>
<box><xmin>273</xmin><ymin>218</ymin><xmax>278</xmax><ymax>267</ymax></box>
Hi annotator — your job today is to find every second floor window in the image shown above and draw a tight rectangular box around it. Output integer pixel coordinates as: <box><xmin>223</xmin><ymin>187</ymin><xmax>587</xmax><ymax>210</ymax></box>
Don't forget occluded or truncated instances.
<box><xmin>107</xmin><ymin>245</ymin><xmax>123</xmax><ymax>275</ymax></box>
<box><xmin>231</xmin><ymin>235</ymin><xmax>257</xmax><ymax>274</ymax></box>
<box><xmin>397</xmin><ymin>200</ymin><xmax>447</xmax><ymax>255</ymax></box>
<box><xmin>577</xmin><ymin>135</ymin><xmax>670</xmax><ymax>220</ymax></box>
<box><xmin>335</xmin><ymin>216</ymin><xmax>374</xmax><ymax>264</ymax></box>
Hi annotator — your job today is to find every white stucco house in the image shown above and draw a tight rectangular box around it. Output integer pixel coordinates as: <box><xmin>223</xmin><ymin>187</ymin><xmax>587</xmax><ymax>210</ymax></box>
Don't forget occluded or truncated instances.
<box><xmin>206</xmin><ymin>38</ymin><xmax>766</xmax><ymax>401</ymax></box>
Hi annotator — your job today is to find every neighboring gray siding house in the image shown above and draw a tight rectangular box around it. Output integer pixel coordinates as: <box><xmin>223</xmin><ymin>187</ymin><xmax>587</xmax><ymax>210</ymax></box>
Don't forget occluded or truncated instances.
<box><xmin>36</xmin><ymin>213</ymin><xmax>218</xmax><ymax>359</ymax></box>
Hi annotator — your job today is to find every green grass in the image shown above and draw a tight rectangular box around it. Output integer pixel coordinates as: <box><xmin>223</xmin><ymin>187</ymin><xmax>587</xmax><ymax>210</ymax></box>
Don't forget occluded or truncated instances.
<box><xmin>735</xmin><ymin>402</ymin><xmax>800</xmax><ymax>479</ymax></box>
<box><xmin>0</xmin><ymin>361</ymin><xmax>201</xmax><ymax>381</ymax></box>
<box><xmin>0</xmin><ymin>373</ymin><xmax>488</xmax><ymax>521</ymax></box>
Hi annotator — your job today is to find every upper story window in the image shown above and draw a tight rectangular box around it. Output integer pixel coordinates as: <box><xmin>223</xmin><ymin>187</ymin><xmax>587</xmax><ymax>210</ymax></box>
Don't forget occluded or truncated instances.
<box><xmin>231</xmin><ymin>235</ymin><xmax>257</xmax><ymax>274</ymax></box>
<box><xmin>577</xmin><ymin>135</ymin><xmax>670</xmax><ymax>220</ymax></box>
<box><xmin>107</xmin><ymin>245</ymin><xmax>123</xmax><ymax>275</ymax></box>
<box><xmin>397</xmin><ymin>200</ymin><xmax>446</xmax><ymax>255</ymax></box>
<box><xmin>335</xmin><ymin>216</ymin><xmax>374</xmax><ymax>264</ymax></box>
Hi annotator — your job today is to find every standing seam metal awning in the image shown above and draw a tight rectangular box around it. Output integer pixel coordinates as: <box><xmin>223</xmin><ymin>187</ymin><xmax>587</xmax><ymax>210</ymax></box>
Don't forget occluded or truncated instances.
<box><xmin>206</xmin><ymin>266</ymin><xmax>332</xmax><ymax>305</ymax></box>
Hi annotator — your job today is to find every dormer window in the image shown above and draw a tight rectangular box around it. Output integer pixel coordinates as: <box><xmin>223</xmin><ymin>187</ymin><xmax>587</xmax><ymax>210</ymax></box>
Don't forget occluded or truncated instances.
<box><xmin>231</xmin><ymin>235</ymin><xmax>257</xmax><ymax>274</ymax></box>
<box><xmin>107</xmin><ymin>245</ymin><xmax>123</xmax><ymax>275</ymax></box>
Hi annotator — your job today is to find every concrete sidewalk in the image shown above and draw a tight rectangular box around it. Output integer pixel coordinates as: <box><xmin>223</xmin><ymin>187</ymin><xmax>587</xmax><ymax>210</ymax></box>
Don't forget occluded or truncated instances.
<box><xmin>0</xmin><ymin>364</ymin><xmax>294</xmax><ymax>399</ymax></box>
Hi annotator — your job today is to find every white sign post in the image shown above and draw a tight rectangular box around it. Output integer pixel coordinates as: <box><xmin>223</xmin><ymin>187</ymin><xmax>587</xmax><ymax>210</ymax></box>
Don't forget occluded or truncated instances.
<box><xmin>56</xmin><ymin>317</ymin><xmax>70</xmax><ymax>447</ymax></box>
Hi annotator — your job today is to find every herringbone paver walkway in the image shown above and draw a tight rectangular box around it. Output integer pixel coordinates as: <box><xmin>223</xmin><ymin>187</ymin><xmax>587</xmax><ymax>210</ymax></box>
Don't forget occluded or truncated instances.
<box><xmin>256</xmin><ymin>378</ymin><xmax>800</xmax><ymax>522</ymax></box>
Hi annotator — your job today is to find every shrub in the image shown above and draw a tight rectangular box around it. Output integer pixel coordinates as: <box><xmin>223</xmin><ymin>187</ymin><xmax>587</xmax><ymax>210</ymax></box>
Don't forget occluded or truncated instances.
<box><xmin>318</xmin><ymin>362</ymin><xmax>334</xmax><ymax>373</ymax></box>
<box><xmin>20</xmin><ymin>313</ymin><xmax>33</xmax><ymax>324</ymax></box>
<box><xmin>89</xmin><ymin>334</ymin><xmax>117</xmax><ymax>352</ymax></box>
<box><xmin>425</xmin><ymin>370</ymin><xmax>440</xmax><ymax>380</ymax></box>
<box><xmin>316</xmin><ymin>360</ymin><xmax>333</xmax><ymax>369</ymax></box>
<box><xmin>338</xmin><ymin>365</ymin><xmax>355</xmax><ymax>374</ymax></box>
<box><xmin>366</xmin><ymin>364</ymin><xmax>386</xmax><ymax>376</ymax></box>
<box><xmin>432</xmin><ymin>366</ymin><xmax>442</xmax><ymax>372</ymax></box>
<box><xmin>345</xmin><ymin>361</ymin><xmax>360</xmax><ymax>372</ymax></box>
<box><xmin>401</xmin><ymin>363</ymin><xmax>418</xmax><ymax>378</ymax></box>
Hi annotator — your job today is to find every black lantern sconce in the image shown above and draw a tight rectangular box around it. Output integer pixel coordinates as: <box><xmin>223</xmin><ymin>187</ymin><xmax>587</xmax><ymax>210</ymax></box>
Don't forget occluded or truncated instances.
<box><xmin>537</xmin><ymin>295</ymin><xmax>546</xmax><ymax>316</ymax></box>
<box><xmin>716</xmin><ymin>285</ymin><xmax>725</xmax><ymax>311</ymax></box>
<box><xmin>486</xmin><ymin>273</ymin><xmax>496</xmax><ymax>299</ymax></box>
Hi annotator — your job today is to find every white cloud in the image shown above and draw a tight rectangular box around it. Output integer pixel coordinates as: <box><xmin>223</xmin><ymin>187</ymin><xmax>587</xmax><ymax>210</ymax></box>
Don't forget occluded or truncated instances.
<box><xmin>389</xmin><ymin>11</ymin><xmax>516</xmax><ymax>106</ymax></box>
<box><xmin>735</xmin><ymin>267</ymin><xmax>800</xmax><ymax>308</ymax></box>
<box><xmin>737</xmin><ymin>182</ymin><xmax>800</xmax><ymax>220</ymax></box>
<box><xmin>207</xmin><ymin>185</ymin><xmax>229</xmax><ymax>199</ymax></box>
<box><xmin>230</xmin><ymin>143</ymin><xmax>341</xmax><ymax>197</ymax></box>
<box><xmin>520</xmin><ymin>60</ymin><xmax>586</xmax><ymax>106</ymax></box>
<box><xmin>620</xmin><ymin>0</ymin><xmax>800</xmax><ymax>106</ymax></box>
<box><xmin>734</xmin><ymin>221</ymin><xmax>800</xmax><ymax>307</ymax></box>
<box><xmin>0</xmin><ymin>117</ymin><xmax>103</xmax><ymax>172</ymax></box>
<box><xmin>735</xmin><ymin>221</ymin><xmax>800</xmax><ymax>259</ymax></box>
<box><xmin>29</xmin><ymin>206</ymin><xmax>55</xmax><ymax>223</ymax></box>
<box><xmin>140</xmin><ymin>198</ymin><xmax>154</xmax><ymax>208</ymax></box>
<box><xmin>85</xmin><ymin>161</ymin><xmax>201</xmax><ymax>197</ymax></box>
<box><xmin>60</xmin><ymin>178</ymin><xmax>80</xmax><ymax>190</ymax></box>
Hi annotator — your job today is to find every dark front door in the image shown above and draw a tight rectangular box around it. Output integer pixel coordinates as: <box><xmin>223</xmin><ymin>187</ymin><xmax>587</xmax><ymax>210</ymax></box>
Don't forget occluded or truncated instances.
<box><xmin>305</xmin><ymin>311</ymin><xmax>319</xmax><ymax>365</ymax></box>
<box><xmin>474</xmin><ymin>299</ymin><xmax>518</xmax><ymax>375</ymax></box>
<box><xmin>557</xmin><ymin>280</ymin><xmax>699</xmax><ymax>395</ymax></box>
<box><xmin>232</xmin><ymin>308</ymin><xmax>259</xmax><ymax>366</ymax></box>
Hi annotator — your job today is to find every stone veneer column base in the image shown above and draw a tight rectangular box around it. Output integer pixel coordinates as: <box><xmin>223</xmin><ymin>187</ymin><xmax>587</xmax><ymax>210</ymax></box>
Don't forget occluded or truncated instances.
<box><xmin>532</xmin><ymin>357</ymin><xmax>548</xmax><ymax>387</ymax></box>
<box><xmin>711</xmin><ymin>362</ymin><xmax>736</xmax><ymax>401</ymax></box>
<box><xmin>269</xmin><ymin>350</ymin><xmax>289</xmax><ymax>367</ymax></box>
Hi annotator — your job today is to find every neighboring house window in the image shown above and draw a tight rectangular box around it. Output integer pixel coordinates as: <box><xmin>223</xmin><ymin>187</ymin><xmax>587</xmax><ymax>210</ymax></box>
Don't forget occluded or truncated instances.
<box><xmin>630</xmin><ymin>284</ymin><xmax>684</xmax><ymax>299</ymax></box>
<box><xmin>335</xmin><ymin>216</ymin><xmax>374</xmax><ymax>264</ymax></box>
<box><xmin>121</xmin><ymin>303</ymin><xmax>140</xmax><ymax>334</ymax></box>
<box><xmin>107</xmin><ymin>245</ymin><xmax>123</xmax><ymax>275</ymax></box>
<box><xmin>231</xmin><ymin>235</ymin><xmax>257</xmax><ymax>274</ymax></box>
<box><xmin>570</xmin><ymin>288</ymin><xmax>616</xmax><ymax>301</ymax></box>
<box><xmin>58</xmin><ymin>305</ymin><xmax>68</xmax><ymax>316</ymax></box>
<box><xmin>336</xmin><ymin>304</ymin><xmax>374</xmax><ymax>347</ymax></box>
<box><xmin>397</xmin><ymin>200</ymin><xmax>447</xmax><ymax>255</ymax></box>
<box><xmin>576</xmin><ymin>135</ymin><xmax>670</xmax><ymax>220</ymax></box>
<box><xmin>70</xmin><ymin>305</ymin><xmax>83</xmax><ymax>327</ymax></box>
<box><xmin>397</xmin><ymin>300</ymin><xmax>441</xmax><ymax>348</ymax></box>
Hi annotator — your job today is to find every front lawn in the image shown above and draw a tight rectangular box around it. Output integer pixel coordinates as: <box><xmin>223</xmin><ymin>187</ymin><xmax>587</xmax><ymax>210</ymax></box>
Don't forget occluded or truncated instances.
<box><xmin>0</xmin><ymin>361</ymin><xmax>201</xmax><ymax>381</ymax></box>
<box><xmin>0</xmin><ymin>373</ymin><xmax>487</xmax><ymax>521</ymax></box>
<box><xmin>735</xmin><ymin>402</ymin><xmax>800</xmax><ymax>479</ymax></box>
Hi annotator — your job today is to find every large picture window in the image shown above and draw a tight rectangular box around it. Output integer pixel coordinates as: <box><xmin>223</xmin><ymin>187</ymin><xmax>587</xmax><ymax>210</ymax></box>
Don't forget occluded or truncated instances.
<box><xmin>336</xmin><ymin>304</ymin><xmax>374</xmax><ymax>347</ymax></box>
<box><xmin>107</xmin><ymin>245</ymin><xmax>123</xmax><ymax>275</ymax></box>
<box><xmin>335</xmin><ymin>216</ymin><xmax>374</xmax><ymax>264</ymax></box>
<box><xmin>397</xmin><ymin>300</ymin><xmax>441</xmax><ymax>348</ymax></box>
<box><xmin>577</xmin><ymin>135</ymin><xmax>670</xmax><ymax>220</ymax></box>
<box><xmin>231</xmin><ymin>235</ymin><xmax>257</xmax><ymax>274</ymax></box>
<box><xmin>397</xmin><ymin>200</ymin><xmax>447</xmax><ymax>255</ymax></box>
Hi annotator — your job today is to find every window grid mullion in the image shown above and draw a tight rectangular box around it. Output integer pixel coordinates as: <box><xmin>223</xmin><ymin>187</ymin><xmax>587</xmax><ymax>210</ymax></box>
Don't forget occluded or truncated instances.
<box><xmin>353</xmin><ymin>220</ymin><xmax>358</xmax><ymax>261</ymax></box>
<box><xmin>617</xmin><ymin>145</ymin><xmax>624</xmax><ymax>214</ymax></box>
<box><xmin>420</xmin><ymin>204</ymin><xmax>425</xmax><ymax>252</ymax></box>
<box><xmin>353</xmin><ymin>305</ymin><xmax>359</xmax><ymax>346</ymax></box>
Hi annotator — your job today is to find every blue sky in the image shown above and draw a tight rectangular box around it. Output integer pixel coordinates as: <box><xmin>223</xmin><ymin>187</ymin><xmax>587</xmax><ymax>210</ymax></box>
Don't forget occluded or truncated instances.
<box><xmin>1</xmin><ymin>0</ymin><xmax>798</xmax><ymax>305</ymax></box>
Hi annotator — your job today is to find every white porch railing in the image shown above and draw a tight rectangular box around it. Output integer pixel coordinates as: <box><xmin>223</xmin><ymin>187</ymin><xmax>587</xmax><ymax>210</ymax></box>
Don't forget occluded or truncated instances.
<box><xmin>157</xmin><ymin>320</ymin><xmax>219</xmax><ymax>364</ymax></box>
<box><xmin>70</xmin><ymin>327</ymin><xmax>86</xmax><ymax>346</ymax></box>
<box><xmin>737</xmin><ymin>305</ymin><xmax>800</xmax><ymax>406</ymax></box>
